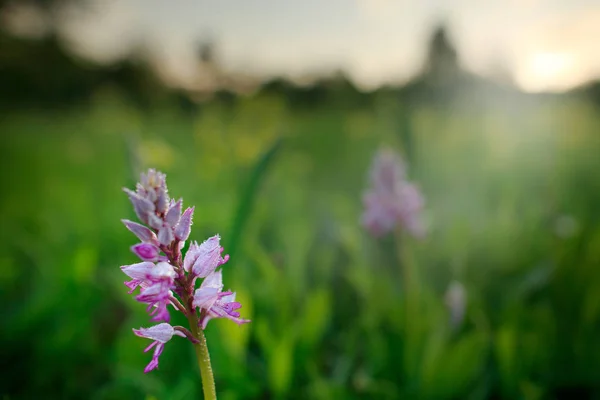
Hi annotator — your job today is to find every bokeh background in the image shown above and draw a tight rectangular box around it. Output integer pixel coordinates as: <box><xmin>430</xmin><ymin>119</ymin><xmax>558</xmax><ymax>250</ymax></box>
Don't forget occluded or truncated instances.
<box><xmin>2</xmin><ymin>1</ymin><xmax>600</xmax><ymax>399</ymax></box>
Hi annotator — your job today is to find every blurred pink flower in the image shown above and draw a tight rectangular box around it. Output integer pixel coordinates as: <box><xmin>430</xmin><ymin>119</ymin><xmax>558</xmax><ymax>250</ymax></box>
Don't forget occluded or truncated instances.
<box><xmin>361</xmin><ymin>148</ymin><xmax>426</xmax><ymax>237</ymax></box>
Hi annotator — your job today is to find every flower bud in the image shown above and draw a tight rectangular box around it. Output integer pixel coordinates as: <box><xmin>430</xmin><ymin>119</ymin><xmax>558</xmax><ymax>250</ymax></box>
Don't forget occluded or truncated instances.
<box><xmin>122</xmin><ymin>219</ymin><xmax>157</xmax><ymax>243</ymax></box>
<box><xmin>174</xmin><ymin>207</ymin><xmax>194</xmax><ymax>241</ymax></box>
<box><xmin>165</xmin><ymin>199</ymin><xmax>182</xmax><ymax>227</ymax></box>
<box><xmin>131</xmin><ymin>243</ymin><xmax>160</xmax><ymax>262</ymax></box>
<box><xmin>124</xmin><ymin>188</ymin><xmax>155</xmax><ymax>224</ymax></box>
<box><xmin>158</xmin><ymin>225</ymin><xmax>174</xmax><ymax>246</ymax></box>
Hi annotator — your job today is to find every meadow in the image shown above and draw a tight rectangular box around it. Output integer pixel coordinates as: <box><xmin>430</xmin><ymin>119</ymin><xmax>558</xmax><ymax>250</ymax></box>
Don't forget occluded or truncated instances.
<box><xmin>2</xmin><ymin>85</ymin><xmax>600</xmax><ymax>399</ymax></box>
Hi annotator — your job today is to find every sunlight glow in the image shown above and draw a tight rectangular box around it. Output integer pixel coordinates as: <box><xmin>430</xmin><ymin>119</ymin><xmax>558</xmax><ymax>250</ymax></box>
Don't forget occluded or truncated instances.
<box><xmin>516</xmin><ymin>52</ymin><xmax>586</xmax><ymax>92</ymax></box>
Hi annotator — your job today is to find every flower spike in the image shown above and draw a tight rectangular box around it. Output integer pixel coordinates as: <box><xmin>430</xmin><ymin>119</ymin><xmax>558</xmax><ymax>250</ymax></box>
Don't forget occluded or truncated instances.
<box><xmin>120</xmin><ymin>168</ymin><xmax>250</xmax><ymax>377</ymax></box>
<box><xmin>361</xmin><ymin>148</ymin><xmax>426</xmax><ymax>238</ymax></box>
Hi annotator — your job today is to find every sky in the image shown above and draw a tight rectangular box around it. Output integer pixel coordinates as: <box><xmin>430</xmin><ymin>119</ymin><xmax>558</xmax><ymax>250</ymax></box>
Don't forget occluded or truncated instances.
<box><xmin>6</xmin><ymin>0</ymin><xmax>600</xmax><ymax>92</ymax></box>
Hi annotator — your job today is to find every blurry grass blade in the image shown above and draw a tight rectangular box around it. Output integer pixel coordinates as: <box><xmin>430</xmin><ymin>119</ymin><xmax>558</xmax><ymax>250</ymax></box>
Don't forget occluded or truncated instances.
<box><xmin>269</xmin><ymin>333</ymin><xmax>294</xmax><ymax>396</ymax></box>
<box><xmin>398</xmin><ymin>106</ymin><xmax>415</xmax><ymax>166</ymax></box>
<box><xmin>125</xmin><ymin>131</ymin><xmax>143</xmax><ymax>183</ymax></box>
<box><xmin>226</xmin><ymin>137</ymin><xmax>283</xmax><ymax>260</ymax></box>
<box><xmin>299</xmin><ymin>289</ymin><xmax>331</xmax><ymax>348</ymax></box>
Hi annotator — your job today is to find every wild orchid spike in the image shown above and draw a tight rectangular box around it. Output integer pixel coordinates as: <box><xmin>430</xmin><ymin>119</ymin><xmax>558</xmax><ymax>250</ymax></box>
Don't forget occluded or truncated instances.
<box><xmin>361</xmin><ymin>148</ymin><xmax>426</xmax><ymax>238</ymax></box>
<box><xmin>120</xmin><ymin>168</ymin><xmax>249</xmax><ymax>388</ymax></box>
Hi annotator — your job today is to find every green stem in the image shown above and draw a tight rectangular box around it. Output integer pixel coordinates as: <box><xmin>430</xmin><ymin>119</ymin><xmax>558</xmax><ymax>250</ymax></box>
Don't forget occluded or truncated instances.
<box><xmin>192</xmin><ymin>327</ymin><xmax>217</xmax><ymax>400</ymax></box>
<box><xmin>394</xmin><ymin>229</ymin><xmax>414</xmax><ymax>309</ymax></box>
<box><xmin>183</xmin><ymin>291</ymin><xmax>217</xmax><ymax>400</ymax></box>
<box><xmin>395</xmin><ymin>228</ymin><xmax>420</xmax><ymax>379</ymax></box>
<box><xmin>171</xmin><ymin>247</ymin><xmax>217</xmax><ymax>399</ymax></box>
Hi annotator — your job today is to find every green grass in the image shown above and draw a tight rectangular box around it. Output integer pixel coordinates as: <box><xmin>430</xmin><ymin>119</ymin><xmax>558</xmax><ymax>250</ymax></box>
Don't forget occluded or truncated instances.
<box><xmin>2</xmin><ymin>89</ymin><xmax>600</xmax><ymax>399</ymax></box>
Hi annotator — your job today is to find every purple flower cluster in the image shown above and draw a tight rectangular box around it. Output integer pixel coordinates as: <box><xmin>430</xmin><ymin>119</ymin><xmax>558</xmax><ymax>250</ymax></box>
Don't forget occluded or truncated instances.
<box><xmin>361</xmin><ymin>148</ymin><xmax>426</xmax><ymax>238</ymax></box>
<box><xmin>121</xmin><ymin>169</ymin><xmax>250</xmax><ymax>373</ymax></box>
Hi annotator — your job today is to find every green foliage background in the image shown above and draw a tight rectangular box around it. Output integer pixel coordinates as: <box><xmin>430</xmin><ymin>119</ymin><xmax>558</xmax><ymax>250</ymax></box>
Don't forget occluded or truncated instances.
<box><xmin>2</xmin><ymin>84</ymin><xmax>600</xmax><ymax>399</ymax></box>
